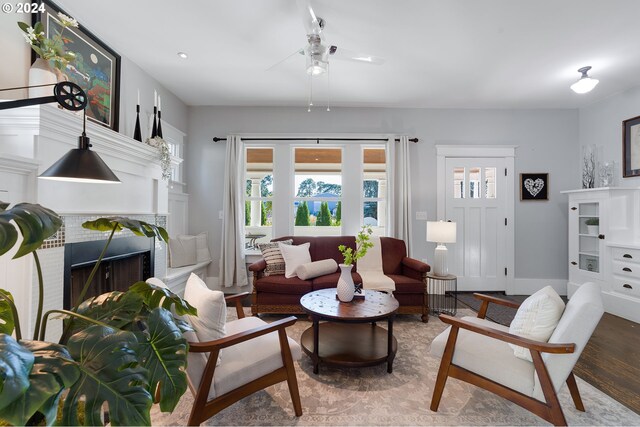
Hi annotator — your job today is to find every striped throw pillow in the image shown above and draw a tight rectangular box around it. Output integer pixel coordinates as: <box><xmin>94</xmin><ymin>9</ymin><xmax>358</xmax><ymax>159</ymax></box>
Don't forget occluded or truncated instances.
<box><xmin>258</xmin><ymin>240</ymin><xmax>293</xmax><ymax>276</ymax></box>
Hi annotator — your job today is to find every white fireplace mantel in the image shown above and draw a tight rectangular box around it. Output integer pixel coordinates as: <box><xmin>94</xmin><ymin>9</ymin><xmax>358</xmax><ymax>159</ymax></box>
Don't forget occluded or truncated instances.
<box><xmin>0</xmin><ymin>104</ymin><xmax>180</xmax><ymax>214</ymax></box>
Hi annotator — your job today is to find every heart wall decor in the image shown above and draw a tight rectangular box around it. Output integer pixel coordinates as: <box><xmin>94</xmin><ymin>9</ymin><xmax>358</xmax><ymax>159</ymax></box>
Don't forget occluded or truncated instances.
<box><xmin>520</xmin><ymin>173</ymin><xmax>549</xmax><ymax>201</ymax></box>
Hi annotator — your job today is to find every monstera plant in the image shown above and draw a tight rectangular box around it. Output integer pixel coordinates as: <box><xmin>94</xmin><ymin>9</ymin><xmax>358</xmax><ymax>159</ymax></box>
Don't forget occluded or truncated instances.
<box><xmin>0</xmin><ymin>202</ymin><xmax>196</xmax><ymax>426</ymax></box>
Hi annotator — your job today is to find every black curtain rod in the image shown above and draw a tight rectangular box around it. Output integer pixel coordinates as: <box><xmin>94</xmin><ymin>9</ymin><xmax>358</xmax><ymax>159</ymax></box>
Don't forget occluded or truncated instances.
<box><xmin>212</xmin><ymin>136</ymin><xmax>418</xmax><ymax>143</ymax></box>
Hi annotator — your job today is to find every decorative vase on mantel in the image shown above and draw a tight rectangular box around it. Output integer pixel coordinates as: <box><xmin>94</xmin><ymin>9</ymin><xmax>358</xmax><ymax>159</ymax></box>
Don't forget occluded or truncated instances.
<box><xmin>337</xmin><ymin>263</ymin><xmax>355</xmax><ymax>302</ymax></box>
<box><xmin>28</xmin><ymin>58</ymin><xmax>63</xmax><ymax>98</ymax></box>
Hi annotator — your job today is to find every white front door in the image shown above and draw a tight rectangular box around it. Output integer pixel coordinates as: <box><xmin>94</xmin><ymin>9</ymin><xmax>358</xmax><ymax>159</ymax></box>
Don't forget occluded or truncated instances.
<box><xmin>444</xmin><ymin>158</ymin><xmax>507</xmax><ymax>291</ymax></box>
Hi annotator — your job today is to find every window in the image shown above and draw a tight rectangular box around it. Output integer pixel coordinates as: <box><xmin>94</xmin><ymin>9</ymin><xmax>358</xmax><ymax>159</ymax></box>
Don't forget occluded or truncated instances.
<box><xmin>244</xmin><ymin>148</ymin><xmax>273</xmax><ymax>249</ymax></box>
<box><xmin>363</xmin><ymin>147</ymin><xmax>387</xmax><ymax>236</ymax></box>
<box><xmin>453</xmin><ymin>166</ymin><xmax>497</xmax><ymax>199</ymax></box>
<box><xmin>293</xmin><ymin>147</ymin><xmax>342</xmax><ymax>236</ymax></box>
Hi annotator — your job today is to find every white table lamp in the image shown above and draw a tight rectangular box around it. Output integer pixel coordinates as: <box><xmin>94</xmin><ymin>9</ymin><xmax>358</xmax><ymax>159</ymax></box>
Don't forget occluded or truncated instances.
<box><xmin>427</xmin><ymin>221</ymin><xmax>457</xmax><ymax>276</ymax></box>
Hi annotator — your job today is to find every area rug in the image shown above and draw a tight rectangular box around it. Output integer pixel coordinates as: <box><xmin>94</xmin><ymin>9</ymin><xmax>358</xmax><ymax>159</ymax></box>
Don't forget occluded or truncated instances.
<box><xmin>151</xmin><ymin>309</ymin><xmax>640</xmax><ymax>426</ymax></box>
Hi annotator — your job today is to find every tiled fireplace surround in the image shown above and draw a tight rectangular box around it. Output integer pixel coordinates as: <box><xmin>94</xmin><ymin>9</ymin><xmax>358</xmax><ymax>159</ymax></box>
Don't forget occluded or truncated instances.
<box><xmin>0</xmin><ymin>105</ymin><xmax>177</xmax><ymax>341</ymax></box>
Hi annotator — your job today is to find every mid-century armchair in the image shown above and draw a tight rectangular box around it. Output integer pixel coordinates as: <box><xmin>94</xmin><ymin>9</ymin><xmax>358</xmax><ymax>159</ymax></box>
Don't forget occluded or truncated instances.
<box><xmin>185</xmin><ymin>292</ymin><xmax>303</xmax><ymax>426</ymax></box>
<box><xmin>430</xmin><ymin>282</ymin><xmax>604</xmax><ymax>426</ymax></box>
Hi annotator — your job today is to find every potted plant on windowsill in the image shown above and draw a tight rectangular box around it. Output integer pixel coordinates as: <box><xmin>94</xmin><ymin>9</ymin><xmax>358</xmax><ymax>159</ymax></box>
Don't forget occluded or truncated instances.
<box><xmin>337</xmin><ymin>226</ymin><xmax>373</xmax><ymax>302</ymax></box>
<box><xmin>0</xmin><ymin>202</ymin><xmax>195</xmax><ymax>426</ymax></box>
<box><xmin>585</xmin><ymin>217</ymin><xmax>599</xmax><ymax>235</ymax></box>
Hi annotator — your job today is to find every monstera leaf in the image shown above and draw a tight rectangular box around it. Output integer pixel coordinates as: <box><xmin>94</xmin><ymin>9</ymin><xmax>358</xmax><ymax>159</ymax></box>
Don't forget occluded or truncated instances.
<box><xmin>136</xmin><ymin>308</ymin><xmax>189</xmax><ymax>412</ymax></box>
<box><xmin>0</xmin><ymin>202</ymin><xmax>62</xmax><ymax>258</ymax></box>
<box><xmin>0</xmin><ymin>341</ymin><xmax>79</xmax><ymax>426</ymax></box>
<box><xmin>128</xmin><ymin>281</ymin><xmax>197</xmax><ymax>316</ymax></box>
<box><xmin>82</xmin><ymin>217</ymin><xmax>169</xmax><ymax>243</ymax></box>
<box><xmin>62</xmin><ymin>326</ymin><xmax>152</xmax><ymax>426</ymax></box>
<box><xmin>0</xmin><ymin>334</ymin><xmax>34</xmax><ymax>412</ymax></box>
<box><xmin>0</xmin><ymin>290</ymin><xmax>15</xmax><ymax>336</ymax></box>
<box><xmin>69</xmin><ymin>291</ymin><xmax>144</xmax><ymax>333</ymax></box>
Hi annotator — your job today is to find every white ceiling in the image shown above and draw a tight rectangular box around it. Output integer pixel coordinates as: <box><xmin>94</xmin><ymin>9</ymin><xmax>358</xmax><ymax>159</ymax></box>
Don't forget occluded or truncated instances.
<box><xmin>56</xmin><ymin>0</ymin><xmax>640</xmax><ymax>109</ymax></box>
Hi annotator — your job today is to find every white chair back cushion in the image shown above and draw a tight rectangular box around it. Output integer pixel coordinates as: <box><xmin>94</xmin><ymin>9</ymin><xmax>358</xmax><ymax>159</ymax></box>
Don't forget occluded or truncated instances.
<box><xmin>532</xmin><ymin>282</ymin><xmax>604</xmax><ymax>401</ymax></box>
<box><xmin>182</xmin><ymin>273</ymin><xmax>226</xmax><ymax>395</ymax></box>
<box><xmin>508</xmin><ymin>286</ymin><xmax>565</xmax><ymax>362</ymax></box>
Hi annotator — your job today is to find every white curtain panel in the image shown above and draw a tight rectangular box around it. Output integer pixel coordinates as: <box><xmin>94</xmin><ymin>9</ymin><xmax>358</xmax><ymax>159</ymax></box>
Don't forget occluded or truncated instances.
<box><xmin>392</xmin><ymin>135</ymin><xmax>413</xmax><ymax>256</ymax></box>
<box><xmin>219</xmin><ymin>135</ymin><xmax>249</xmax><ymax>287</ymax></box>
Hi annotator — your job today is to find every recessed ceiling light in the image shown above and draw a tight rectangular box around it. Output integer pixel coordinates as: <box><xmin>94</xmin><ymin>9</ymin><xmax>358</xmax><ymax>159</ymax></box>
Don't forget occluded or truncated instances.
<box><xmin>177</xmin><ymin>52</ymin><xmax>188</xmax><ymax>59</ymax></box>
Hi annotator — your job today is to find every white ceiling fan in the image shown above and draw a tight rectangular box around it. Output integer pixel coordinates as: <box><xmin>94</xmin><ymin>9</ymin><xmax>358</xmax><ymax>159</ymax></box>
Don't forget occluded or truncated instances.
<box><xmin>267</xmin><ymin>0</ymin><xmax>385</xmax><ymax>75</ymax></box>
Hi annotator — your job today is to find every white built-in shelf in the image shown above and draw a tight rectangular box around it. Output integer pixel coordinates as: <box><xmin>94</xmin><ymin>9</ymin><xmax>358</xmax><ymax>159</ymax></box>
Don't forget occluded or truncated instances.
<box><xmin>578</xmin><ymin>251</ymin><xmax>599</xmax><ymax>257</ymax></box>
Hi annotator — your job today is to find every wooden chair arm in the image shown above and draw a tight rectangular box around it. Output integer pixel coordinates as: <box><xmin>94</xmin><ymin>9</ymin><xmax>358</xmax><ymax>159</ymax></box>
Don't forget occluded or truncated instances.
<box><xmin>225</xmin><ymin>292</ymin><xmax>250</xmax><ymax>319</ymax></box>
<box><xmin>473</xmin><ymin>293</ymin><xmax>521</xmax><ymax>319</ymax></box>
<box><xmin>188</xmin><ymin>316</ymin><xmax>297</xmax><ymax>353</ymax></box>
<box><xmin>439</xmin><ymin>314</ymin><xmax>575</xmax><ymax>354</ymax></box>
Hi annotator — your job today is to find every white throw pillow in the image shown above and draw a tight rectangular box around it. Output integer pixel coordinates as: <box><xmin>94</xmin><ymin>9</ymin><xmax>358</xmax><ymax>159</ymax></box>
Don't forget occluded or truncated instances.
<box><xmin>169</xmin><ymin>235</ymin><xmax>197</xmax><ymax>268</ymax></box>
<box><xmin>279</xmin><ymin>242</ymin><xmax>312</xmax><ymax>279</ymax></box>
<box><xmin>194</xmin><ymin>232</ymin><xmax>212</xmax><ymax>263</ymax></box>
<box><xmin>183</xmin><ymin>273</ymin><xmax>226</xmax><ymax>343</ymax></box>
<box><xmin>508</xmin><ymin>286</ymin><xmax>565</xmax><ymax>361</ymax></box>
<box><xmin>296</xmin><ymin>259</ymin><xmax>338</xmax><ymax>280</ymax></box>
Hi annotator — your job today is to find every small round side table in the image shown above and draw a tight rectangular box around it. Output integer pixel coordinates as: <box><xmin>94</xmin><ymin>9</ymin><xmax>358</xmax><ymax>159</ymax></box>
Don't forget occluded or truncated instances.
<box><xmin>426</xmin><ymin>273</ymin><xmax>457</xmax><ymax>316</ymax></box>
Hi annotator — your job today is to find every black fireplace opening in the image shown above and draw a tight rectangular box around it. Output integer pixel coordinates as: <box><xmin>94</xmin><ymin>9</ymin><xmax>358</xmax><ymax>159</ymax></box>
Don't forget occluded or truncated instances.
<box><xmin>64</xmin><ymin>236</ymin><xmax>155</xmax><ymax>309</ymax></box>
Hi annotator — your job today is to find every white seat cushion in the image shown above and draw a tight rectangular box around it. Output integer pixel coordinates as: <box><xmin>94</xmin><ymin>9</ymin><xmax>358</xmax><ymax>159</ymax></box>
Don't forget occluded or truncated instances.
<box><xmin>430</xmin><ymin>316</ymin><xmax>535</xmax><ymax>397</ymax></box>
<box><xmin>188</xmin><ymin>316</ymin><xmax>301</xmax><ymax>400</ymax></box>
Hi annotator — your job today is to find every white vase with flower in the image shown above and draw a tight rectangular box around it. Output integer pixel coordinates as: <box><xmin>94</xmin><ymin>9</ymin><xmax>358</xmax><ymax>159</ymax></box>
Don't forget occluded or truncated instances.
<box><xmin>337</xmin><ymin>226</ymin><xmax>374</xmax><ymax>302</ymax></box>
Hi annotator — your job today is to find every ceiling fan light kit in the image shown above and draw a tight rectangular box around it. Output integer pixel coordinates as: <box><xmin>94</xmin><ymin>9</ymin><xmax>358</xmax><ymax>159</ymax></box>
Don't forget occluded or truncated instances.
<box><xmin>570</xmin><ymin>66</ymin><xmax>599</xmax><ymax>94</ymax></box>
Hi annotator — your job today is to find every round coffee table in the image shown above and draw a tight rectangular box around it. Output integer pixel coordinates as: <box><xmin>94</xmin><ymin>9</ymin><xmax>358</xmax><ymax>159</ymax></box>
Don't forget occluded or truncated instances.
<box><xmin>299</xmin><ymin>288</ymin><xmax>399</xmax><ymax>374</ymax></box>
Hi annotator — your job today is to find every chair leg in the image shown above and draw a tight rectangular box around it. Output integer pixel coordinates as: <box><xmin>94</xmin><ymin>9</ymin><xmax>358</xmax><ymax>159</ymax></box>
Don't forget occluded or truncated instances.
<box><xmin>430</xmin><ymin>326</ymin><xmax>459</xmax><ymax>411</ymax></box>
<box><xmin>531</xmin><ymin>350</ymin><xmax>567</xmax><ymax>426</ymax></box>
<box><xmin>278</xmin><ymin>330</ymin><xmax>303</xmax><ymax>417</ymax></box>
<box><xmin>566</xmin><ymin>372</ymin><xmax>585</xmax><ymax>412</ymax></box>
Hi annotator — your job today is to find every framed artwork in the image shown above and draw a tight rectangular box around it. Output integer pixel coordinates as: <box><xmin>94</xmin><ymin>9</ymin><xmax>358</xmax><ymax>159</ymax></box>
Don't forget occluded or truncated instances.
<box><xmin>520</xmin><ymin>173</ymin><xmax>549</xmax><ymax>201</ymax></box>
<box><xmin>35</xmin><ymin>0</ymin><xmax>120</xmax><ymax>131</ymax></box>
<box><xmin>623</xmin><ymin>115</ymin><xmax>640</xmax><ymax>178</ymax></box>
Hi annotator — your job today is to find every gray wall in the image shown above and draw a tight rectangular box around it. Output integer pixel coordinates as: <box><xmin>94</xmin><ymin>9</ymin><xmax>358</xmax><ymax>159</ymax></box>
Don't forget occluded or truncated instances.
<box><xmin>579</xmin><ymin>85</ymin><xmax>640</xmax><ymax>188</ymax></box>
<box><xmin>187</xmin><ymin>106</ymin><xmax>579</xmax><ymax>282</ymax></box>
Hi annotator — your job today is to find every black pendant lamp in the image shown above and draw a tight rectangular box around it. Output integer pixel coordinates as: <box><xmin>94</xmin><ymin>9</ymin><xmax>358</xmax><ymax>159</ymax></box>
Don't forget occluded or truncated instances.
<box><xmin>0</xmin><ymin>82</ymin><xmax>120</xmax><ymax>183</ymax></box>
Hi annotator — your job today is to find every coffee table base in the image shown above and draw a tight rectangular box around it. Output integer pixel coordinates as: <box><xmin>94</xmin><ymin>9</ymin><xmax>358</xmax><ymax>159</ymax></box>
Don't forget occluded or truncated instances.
<box><xmin>300</xmin><ymin>322</ymin><xmax>397</xmax><ymax>373</ymax></box>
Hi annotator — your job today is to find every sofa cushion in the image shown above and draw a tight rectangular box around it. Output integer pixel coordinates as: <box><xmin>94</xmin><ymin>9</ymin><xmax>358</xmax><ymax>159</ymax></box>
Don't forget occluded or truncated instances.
<box><xmin>312</xmin><ymin>272</ymin><xmax>362</xmax><ymax>290</ymax></box>
<box><xmin>258</xmin><ymin>240</ymin><xmax>293</xmax><ymax>276</ymax></box>
<box><xmin>430</xmin><ymin>316</ymin><xmax>535</xmax><ymax>397</ymax></box>
<box><xmin>255</xmin><ymin>275</ymin><xmax>313</xmax><ymax>295</ymax></box>
<box><xmin>273</xmin><ymin>236</ymin><xmax>356</xmax><ymax>268</ymax></box>
<box><xmin>385</xmin><ymin>274</ymin><xmax>425</xmax><ymax>293</ymax></box>
<box><xmin>280</xmin><ymin>242</ymin><xmax>312</xmax><ymax>278</ymax></box>
<box><xmin>380</xmin><ymin>237</ymin><xmax>406</xmax><ymax>274</ymax></box>
<box><xmin>296</xmin><ymin>259</ymin><xmax>338</xmax><ymax>280</ymax></box>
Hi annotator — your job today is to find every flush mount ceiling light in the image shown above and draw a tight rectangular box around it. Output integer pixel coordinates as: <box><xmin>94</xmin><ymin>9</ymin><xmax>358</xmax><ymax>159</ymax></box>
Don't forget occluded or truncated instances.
<box><xmin>570</xmin><ymin>66</ymin><xmax>599</xmax><ymax>94</ymax></box>
<box><xmin>177</xmin><ymin>52</ymin><xmax>188</xmax><ymax>59</ymax></box>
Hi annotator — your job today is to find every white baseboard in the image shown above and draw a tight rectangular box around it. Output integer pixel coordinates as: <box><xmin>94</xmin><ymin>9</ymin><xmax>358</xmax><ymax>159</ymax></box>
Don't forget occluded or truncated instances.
<box><xmin>510</xmin><ymin>278</ymin><xmax>567</xmax><ymax>296</ymax></box>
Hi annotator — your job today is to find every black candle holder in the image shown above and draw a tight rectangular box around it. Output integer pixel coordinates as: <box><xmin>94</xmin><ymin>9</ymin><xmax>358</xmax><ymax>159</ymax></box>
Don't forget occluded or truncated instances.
<box><xmin>151</xmin><ymin>106</ymin><xmax>158</xmax><ymax>138</ymax></box>
<box><xmin>157</xmin><ymin>109</ymin><xmax>163</xmax><ymax>139</ymax></box>
<box><xmin>133</xmin><ymin>104</ymin><xmax>142</xmax><ymax>142</ymax></box>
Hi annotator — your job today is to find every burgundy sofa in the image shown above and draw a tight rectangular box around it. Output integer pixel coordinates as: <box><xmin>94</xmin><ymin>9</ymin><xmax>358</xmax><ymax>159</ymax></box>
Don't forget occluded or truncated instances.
<box><xmin>248</xmin><ymin>236</ymin><xmax>431</xmax><ymax>322</ymax></box>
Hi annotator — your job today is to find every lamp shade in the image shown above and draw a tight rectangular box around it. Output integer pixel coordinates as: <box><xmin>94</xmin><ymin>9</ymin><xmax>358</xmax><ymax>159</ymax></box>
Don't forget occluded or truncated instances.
<box><xmin>39</xmin><ymin>145</ymin><xmax>120</xmax><ymax>184</ymax></box>
<box><xmin>426</xmin><ymin>221</ymin><xmax>456</xmax><ymax>244</ymax></box>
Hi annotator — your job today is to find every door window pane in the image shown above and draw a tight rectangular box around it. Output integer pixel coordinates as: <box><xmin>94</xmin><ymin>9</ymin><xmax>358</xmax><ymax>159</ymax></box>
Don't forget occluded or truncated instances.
<box><xmin>453</xmin><ymin>168</ymin><xmax>465</xmax><ymax>198</ymax></box>
<box><xmin>469</xmin><ymin>168</ymin><xmax>481</xmax><ymax>198</ymax></box>
<box><xmin>485</xmin><ymin>167</ymin><xmax>496</xmax><ymax>199</ymax></box>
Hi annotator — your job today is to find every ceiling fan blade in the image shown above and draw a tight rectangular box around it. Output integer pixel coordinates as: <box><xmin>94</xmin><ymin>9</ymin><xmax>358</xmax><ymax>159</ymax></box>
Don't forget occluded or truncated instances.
<box><xmin>329</xmin><ymin>46</ymin><xmax>385</xmax><ymax>65</ymax></box>
<box><xmin>296</xmin><ymin>0</ymin><xmax>322</xmax><ymax>36</ymax></box>
<box><xmin>265</xmin><ymin>47</ymin><xmax>306</xmax><ymax>72</ymax></box>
